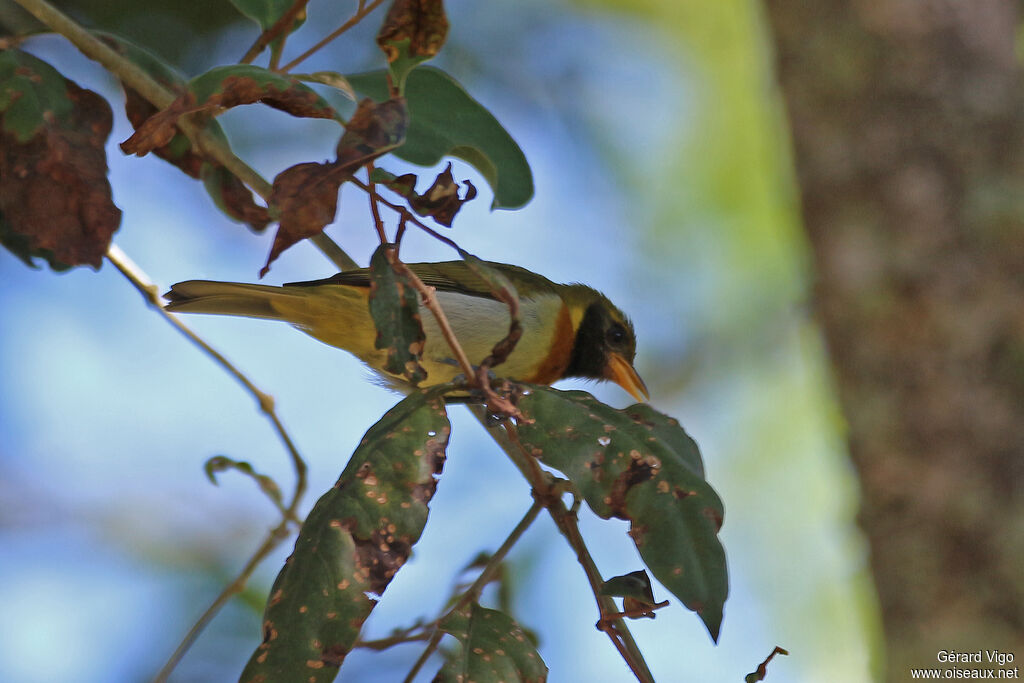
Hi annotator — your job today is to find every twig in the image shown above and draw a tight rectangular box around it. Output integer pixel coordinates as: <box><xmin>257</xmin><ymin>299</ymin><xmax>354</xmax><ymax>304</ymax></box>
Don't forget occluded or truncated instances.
<box><xmin>596</xmin><ymin>600</ymin><xmax>671</xmax><ymax>628</ymax></box>
<box><xmin>403</xmin><ymin>500</ymin><xmax>544</xmax><ymax>683</ymax></box>
<box><xmin>391</xmin><ymin>260</ymin><xmax>477</xmax><ymax>386</ymax></box>
<box><xmin>152</xmin><ymin>519</ymin><xmax>293</xmax><ymax>683</ymax></box>
<box><xmin>745</xmin><ymin>646</ymin><xmax>789</xmax><ymax>683</ymax></box>
<box><xmin>13</xmin><ymin>0</ymin><xmax>357</xmax><ymax>274</ymax></box>
<box><xmin>366</xmin><ymin>164</ymin><xmax>390</xmax><ymax>244</ymax></box>
<box><xmin>239</xmin><ymin>0</ymin><xmax>311</xmax><ymax>65</ymax></box>
<box><xmin>351</xmin><ymin>177</ymin><xmax>463</xmax><ymax>253</ymax></box>
<box><xmin>355</xmin><ymin>623</ymin><xmax>432</xmax><ymax>651</ymax></box>
<box><xmin>105</xmin><ymin>244</ymin><xmax>308</xmax><ymax>682</ymax></box>
<box><xmin>279</xmin><ymin>0</ymin><xmax>387</xmax><ymax>73</ymax></box>
<box><xmin>474</xmin><ymin>411</ymin><xmax>656</xmax><ymax>683</ymax></box>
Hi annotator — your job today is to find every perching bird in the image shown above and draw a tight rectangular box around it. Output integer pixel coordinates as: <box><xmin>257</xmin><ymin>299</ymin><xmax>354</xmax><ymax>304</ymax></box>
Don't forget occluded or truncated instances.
<box><xmin>164</xmin><ymin>260</ymin><xmax>648</xmax><ymax>401</ymax></box>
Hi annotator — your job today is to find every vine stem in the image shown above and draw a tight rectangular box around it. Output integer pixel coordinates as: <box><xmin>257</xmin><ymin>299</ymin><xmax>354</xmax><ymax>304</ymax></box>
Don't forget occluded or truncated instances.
<box><xmin>403</xmin><ymin>500</ymin><xmax>544</xmax><ymax>683</ymax></box>
<box><xmin>105</xmin><ymin>243</ymin><xmax>308</xmax><ymax>683</ymax></box>
<box><xmin>12</xmin><ymin>0</ymin><xmax>357</xmax><ymax>273</ymax></box>
<box><xmin>279</xmin><ymin>0</ymin><xmax>386</xmax><ymax>73</ymax></box>
<box><xmin>472</xmin><ymin>409</ymin><xmax>657</xmax><ymax>683</ymax></box>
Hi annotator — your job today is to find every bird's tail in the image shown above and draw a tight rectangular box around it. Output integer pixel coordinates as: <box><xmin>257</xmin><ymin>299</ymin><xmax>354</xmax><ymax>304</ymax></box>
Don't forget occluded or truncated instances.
<box><xmin>164</xmin><ymin>280</ymin><xmax>304</xmax><ymax>321</ymax></box>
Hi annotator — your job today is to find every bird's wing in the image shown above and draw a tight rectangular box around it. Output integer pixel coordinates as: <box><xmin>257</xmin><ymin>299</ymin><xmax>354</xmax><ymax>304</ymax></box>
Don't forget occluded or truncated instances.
<box><xmin>284</xmin><ymin>260</ymin><xmax>558</xmax><ymax>300</ymax></box>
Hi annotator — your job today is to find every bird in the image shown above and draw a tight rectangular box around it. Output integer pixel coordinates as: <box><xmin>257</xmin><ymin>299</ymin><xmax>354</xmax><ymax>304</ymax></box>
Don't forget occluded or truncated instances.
<box><xmin>164</xmin><ymin>260</ymin><xmax>649</xmax><ymax>401</ymax></box>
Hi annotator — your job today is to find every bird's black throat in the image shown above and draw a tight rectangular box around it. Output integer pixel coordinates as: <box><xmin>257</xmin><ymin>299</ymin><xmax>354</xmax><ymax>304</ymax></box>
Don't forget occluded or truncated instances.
<box><xmin>565</xmin><ymin>302</ymin><xmax>609</xmax><ymax>380</ymax></box>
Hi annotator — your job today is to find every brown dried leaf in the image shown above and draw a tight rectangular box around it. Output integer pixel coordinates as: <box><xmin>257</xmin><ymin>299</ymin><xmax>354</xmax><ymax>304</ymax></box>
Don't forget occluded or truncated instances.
<box><xmin>375</xmin><ymin>163</ymin><xmax>476</xmax><ymax>226</ymax></box>
<box><xmin>259</xmin><ymin>98</ymin><xmax>408</xmax><ymax>275</ymax></box>
<box><xmin>377</xmin><ymin>0</ymin><xmax>449</xmax><ymax>63</ymax></box>
<box><xmin>335</xmin><ymin>97</ymin><xmax>408</xmax><ymax>170</ymax></box>
<box><xmin>260</xmin><ymin>161</ymin><xmax>348</xmax><ymax>277</ymax></box>
<box><xmin>122</xmin><ymin>65</ymin><xmax>338</xmax><ymax>157</ymax></box>
<box><xmin>0</xmin><ymin>80</ymin><xmax>121</xmax><ymax>269</ymax></box>
<box><xmin>411</xmin><ymin>162</ymin><xmax>476</xmax><ymax>226</ymax></box>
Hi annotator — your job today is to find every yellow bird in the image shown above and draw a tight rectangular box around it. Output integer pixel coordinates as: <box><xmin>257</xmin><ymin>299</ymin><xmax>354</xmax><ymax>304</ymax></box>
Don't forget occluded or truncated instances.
<box><xmin>164</xmin><ymin>260</ymin><xmax>649</xmax><ymax>401</ymax></box>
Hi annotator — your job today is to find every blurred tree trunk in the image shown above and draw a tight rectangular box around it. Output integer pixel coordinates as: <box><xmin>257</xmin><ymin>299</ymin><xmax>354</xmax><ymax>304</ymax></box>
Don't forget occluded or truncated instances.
<box><xmin>763</xmin><ymin>0</ymin><xmax>1024</xmax><ymax>679</ymax></box>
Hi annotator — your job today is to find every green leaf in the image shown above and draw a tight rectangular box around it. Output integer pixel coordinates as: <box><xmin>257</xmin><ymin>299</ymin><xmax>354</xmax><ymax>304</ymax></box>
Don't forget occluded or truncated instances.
<box><xmin>368</xmin><ymin>244</ymin><xmax>428</xmax><ymax>384</ymax></box>
<box><xmin>239</xmin><ymin>390</ymin><xmax>450</xmax><ymax>683</ymax></box>
<box><xmin>513</xmin><ymin>388</ymin><xmax>728</xmax><ymax>641</ymax></box>
<box><xmin>599</xmin><ymin>570</ymin><xmax>655</xmax><ymax>603</ymax></box>
<box><xmin>436</xmin><ymin>603</ymin><xmax>547</xmax><ymax>683</ymax></box>
<box><xmin>347</xmin><ymin>67</ymin><xmax>533</xmax><ymax>209</ymax></box>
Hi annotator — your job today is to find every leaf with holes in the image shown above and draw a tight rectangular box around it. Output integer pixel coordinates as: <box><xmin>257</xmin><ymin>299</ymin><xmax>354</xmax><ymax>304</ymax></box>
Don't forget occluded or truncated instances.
<box><xmin>372</xmin><ymin>163</ymin><xmax>476</xmax><ymax>226</ymax></box>
<box><xmin>0</xmin><ymin>50</ymin><xmax>121</xmax><ymax>270</ymax></box>
<box><xmin>368</xmin><ymin>244</ymin><xmax>427</xmax><ymax>384</ymax></box>
<box><xmin>240</xmin><ymin>389</ymin><xmax>450</xmax><ymax>683</ymax></box>
<box><xmin>376</xmin><ymin>0</ymin><xmax>448</xmax><ymax>92</ymax></box>
<box><xmin>436</xmin><ymin>603</ymin><xmax>547</xmax><ymax>683</ymax></box>
<box><xmin>100</xmin><ymin>33</ymin><xmax>270</xmax><ymax>231</ymax></box>
<box><xmin>513</xmin><ymin>388</ymin><xmax>728</xmax><ymax>640</ymax></box>
<box><xmin>122</xmin><ymin>64</ymin><xmax>339</xmax><ymax>157</ymax></box>
<box><xmin>347</xmin><ymin>67</ymin><xmax>532</xmax><ymax>209</ymax></box>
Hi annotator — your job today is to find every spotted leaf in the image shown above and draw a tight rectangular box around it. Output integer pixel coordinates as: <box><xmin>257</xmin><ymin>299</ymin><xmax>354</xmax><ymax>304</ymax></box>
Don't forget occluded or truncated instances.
<box><xmin>0</xmin><ymin>50</ymin><xmax>120</xmax><ymax>270</ymax></box>
<box><xmin>239</xmin><ymin>389</ymin><xmax>450</xmax><ymax>682</ymax></box>
<box><xmin>513</xmin><ymin>388</ymin><xmax>728</xmax><ymax>641</ymax></box>
<box><xmin>435</xmin><ymin>603</ymin><xmax>547</xmax><ymax>683</ymax></box>
<box><xmin>368</xmin><ymin>244</ymin><xmax>427</xmax><ymax>384</ymax></box>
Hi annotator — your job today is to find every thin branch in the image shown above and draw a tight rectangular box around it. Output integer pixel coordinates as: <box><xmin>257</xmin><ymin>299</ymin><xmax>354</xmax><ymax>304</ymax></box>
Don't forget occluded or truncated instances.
<box><xmin>105</xmin><ymin>244</ymin><xmax>308</xmax><ymax>682</ymax></box>
<box><xmin>472</xmin><ymin>410</ymin><xmax>656</xmax><ymax>683</ymax></box>
<box><xmin>152</xmin><ymin>519</ymin><xmax>292</xmax><ymax>683</ymax></box>
<box><xmin>367</xmin><ymin>165</ymin><xmax>390</xmax><ymax>244</ymax></box>
<box><xmin>13</xmin><ymin>0</ymin><xmax>356</xmax><ymax>274</ymax></box>
<box><xmin>355</xmin><ymin>623</ymin><xmax>432</xmax><ymax>651</ymax></box>
<box><xmin>351</xmin><ymin>176</ymin><xmax>463</xmax><ymax>253</ymax></box>
<box><xmin>596</xmin><ymin>600</ymin><xmax>671</xmax><ymax>628</ymax></box>
<box><xmin>239</xmin><ymin>0</ymin><xmax>311</xmax><ymax>65</ymax></box>
<box><xmin>391</xmin><ymin>259</ymin><xmax>477</xmax><ymax>385</ymax></box>
<box><xmin>279</xmin><ymin>0</ymin><xmax>387</xmax><ymax>73</ymax></box>
<box><xmin>450</xmin><ymin>502</ymin><xmax>543</xmax><ymax>612</ymax></box>
<box><xmin>745</xmin><ymin>646</ymin><xmax>789</xmax><ymax>683</ymax></box>
<box><xmin>404</xmin><ymin>500</ymin><xmax>544</xmax><ymax>683</ymax></box>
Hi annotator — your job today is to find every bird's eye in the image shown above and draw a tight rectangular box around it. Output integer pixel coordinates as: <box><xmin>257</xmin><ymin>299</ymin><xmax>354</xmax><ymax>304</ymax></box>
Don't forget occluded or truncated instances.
<box><xmin>606</xmin><ymin>324</ymin><xmax>626</xmax><ymax>346</ymax></box>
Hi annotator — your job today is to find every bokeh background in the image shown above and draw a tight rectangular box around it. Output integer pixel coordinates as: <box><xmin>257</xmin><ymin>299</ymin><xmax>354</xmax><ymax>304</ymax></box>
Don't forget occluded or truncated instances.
<box><xmin>0</xmin><ymin>0</ymin><xmax>891</xmax><ymax>681</ymax></box>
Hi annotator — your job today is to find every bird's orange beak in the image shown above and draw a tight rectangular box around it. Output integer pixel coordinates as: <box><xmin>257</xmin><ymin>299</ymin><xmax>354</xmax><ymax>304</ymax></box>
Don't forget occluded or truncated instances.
<box><xmin>606</xmin><ymin>352</ymin><xmax>650</xmax><ymax>402</ymax></box>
